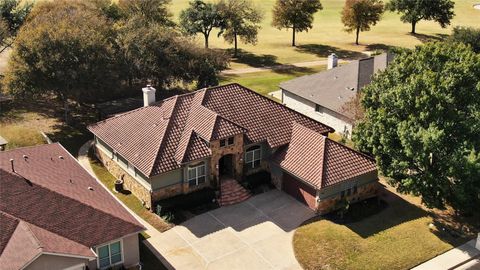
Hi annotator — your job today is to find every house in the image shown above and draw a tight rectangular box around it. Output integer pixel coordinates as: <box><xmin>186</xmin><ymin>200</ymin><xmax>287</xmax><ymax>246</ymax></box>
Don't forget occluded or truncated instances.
<box><xmin>0</xmin><ymin>143</ymin><xmax>145</xmax><ymax>270</ymax></box>
<box><xmin>88</xmin><ymin>83</ymin><xmax>379</xmax><ymax>213</ymax></box>
<box><xmin>280</xmin><ymin>52</ymin><xmax>394</xmax><ymax>138</ymax></box>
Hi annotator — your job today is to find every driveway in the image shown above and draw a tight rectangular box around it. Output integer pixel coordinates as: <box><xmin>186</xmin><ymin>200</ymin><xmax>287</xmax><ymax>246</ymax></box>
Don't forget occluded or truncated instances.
<box><xmin>145</xmin><ymin>189</ymin><xmax>315</xmax><ymax>270</ymax></box>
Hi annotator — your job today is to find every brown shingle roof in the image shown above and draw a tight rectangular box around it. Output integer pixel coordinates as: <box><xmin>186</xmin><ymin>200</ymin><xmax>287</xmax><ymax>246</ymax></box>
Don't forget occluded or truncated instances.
<box><xmin>88</xmin><ymin>84</ymin><xmax>333</xmax><ymax>177</ymax></box>
<box><xmin>273</xmin><ymin>123</ymin><xmax>377</xmax><ymax>189</ymax></box>
<box><xmin>0</xmin><ymin>143</ymin><xmax>144</xmax><ymax>265</ymax></box>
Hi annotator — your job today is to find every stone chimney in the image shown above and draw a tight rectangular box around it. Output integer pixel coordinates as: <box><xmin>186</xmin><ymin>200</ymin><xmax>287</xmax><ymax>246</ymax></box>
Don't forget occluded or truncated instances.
<box><xmin>328</xmin><ymin>53</ymin><xmax>338</xmax><ymax>69</ymax></box>
<box><xmin>142</xmin><ymin>84</ymin><xmax>156</xmax><ymax>107</ymax></box>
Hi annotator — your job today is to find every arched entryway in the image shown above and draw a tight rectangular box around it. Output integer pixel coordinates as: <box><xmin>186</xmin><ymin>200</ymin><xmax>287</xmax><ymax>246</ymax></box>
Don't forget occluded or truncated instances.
<box><xmin>219</xmin><ymin>154</ymin><xmax>234</xmax><ymax>179</ymax></box>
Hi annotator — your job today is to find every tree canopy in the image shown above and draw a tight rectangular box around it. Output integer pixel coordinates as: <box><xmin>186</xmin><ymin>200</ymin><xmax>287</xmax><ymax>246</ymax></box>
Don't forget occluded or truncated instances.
<box><xmin>117</xmin><ymin>0</ymin><xmax>174</xmax><ymax>26</ymax></box>
<box><xmin>180</xmin><ymin>0</ymin><xmax>222</xmax><ymax>48</ymax></box>
<box><xmin>353</xmin><ymin>42</ymin><xmax>480</xmax><ymax>214</ymax></box>
<box><xmin>217</xmin><ymin>0</ymin><xmax>263</xmax><ymax>57</ymax></box>
<box><xmin>449</xmin><ymin>26</ymin><xmax>480</xmax><ymax>53</ymax></box>
<box><xmin>341</xmin><ymin>0</ymin><xmax>383</xmax><ymax>45</ymax></box>
<box><xmin>387</xmin><ymin>0</ymin><xmax>454</xmax><ymax>34</ymax></box>
<box><xmin>271</xmin><ymin>0</ymin><xmax>323</xmax><ymax>47</ymax></box>
<box><xmin>0</xmin><ymin>0</ymin><xmax>32</xmax><ymax>53</ymax></box>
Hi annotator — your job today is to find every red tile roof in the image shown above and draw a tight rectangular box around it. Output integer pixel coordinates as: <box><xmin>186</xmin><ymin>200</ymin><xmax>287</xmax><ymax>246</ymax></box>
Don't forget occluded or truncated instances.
<box><xmin>273</xmin><ymin>123</ymin><xmax>377</xmax><ymax>189</ymax></box>
<box><xmin>88</xmin><ymin>84</ymin><xmax>333</xmax><ymax>177</ymax></box>
<box><xmin>0</xmin><ymin>143</ymin><xmax>144</xmax><ymax>266</ymax></box>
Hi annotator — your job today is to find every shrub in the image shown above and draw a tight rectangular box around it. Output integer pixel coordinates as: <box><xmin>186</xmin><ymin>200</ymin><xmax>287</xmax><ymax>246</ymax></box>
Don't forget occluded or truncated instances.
<box><xmin>241</xmin><ymin>171</ymin><xmax>272</xmax><ymax>193</ymax></box>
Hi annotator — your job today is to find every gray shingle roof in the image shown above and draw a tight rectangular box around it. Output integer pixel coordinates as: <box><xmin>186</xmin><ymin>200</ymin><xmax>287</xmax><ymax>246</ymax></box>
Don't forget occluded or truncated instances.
<box><xmin>280</xmin><ymin>52</ymin><xmax>394</xmax><ymax>119</ymax></box>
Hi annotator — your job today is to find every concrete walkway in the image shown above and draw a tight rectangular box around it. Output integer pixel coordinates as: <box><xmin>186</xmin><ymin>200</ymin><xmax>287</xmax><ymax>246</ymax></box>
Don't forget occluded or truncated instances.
<box><xmin>412</xmin><ymin>239</ymin><xmax>480</xmax><ymax>270</ymax></box>
<box><xmin>221</xmin><ymin>59</ymin><xmax>348</xmax><ymax>75</ymax></box>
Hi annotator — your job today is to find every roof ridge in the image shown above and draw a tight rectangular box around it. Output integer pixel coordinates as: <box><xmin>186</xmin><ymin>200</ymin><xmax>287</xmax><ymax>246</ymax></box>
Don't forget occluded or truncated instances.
<box><xmin>325</xmin><ymin>137</ymin><xmax>375</xmax><ymax>161</ymax></box>
<box><xmin>146</xmin><ymin>95</ymin><xmax>179</xmax><ymax>176</ymax></box>
<box><xmin>320</xmin><ymin>135</ymin><xmax>328</xmax><ymax>188</ymax></box>
<box><xmin>20</xmin><ymin>221</ymin><xmax>43</xmax><ymax>251</ymax></box>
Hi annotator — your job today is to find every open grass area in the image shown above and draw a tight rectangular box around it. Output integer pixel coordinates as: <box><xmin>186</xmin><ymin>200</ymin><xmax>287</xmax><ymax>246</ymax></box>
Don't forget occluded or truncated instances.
<box><xmin>89</xmin><ymin>153</ymin><xmax>172</xmax><ymax>232</ymax></box>
<box><xmin>220</xmin><ymin>65</ymin><xmax>325</xmax><ymax>95</ymax></box>
<box><xmin>293</xmin><ymin>189</ymin><xmax>468</xmax><ymax>270</ymax></box>
<box><xmin>0</xmin><ymin>123</ymin><xmax>45</xmax><ymax>150</ymax></box>
<box><xmin>171</xmin><ymin>0</ymin><xmax>480</xmax><ymax>69</ymax></box>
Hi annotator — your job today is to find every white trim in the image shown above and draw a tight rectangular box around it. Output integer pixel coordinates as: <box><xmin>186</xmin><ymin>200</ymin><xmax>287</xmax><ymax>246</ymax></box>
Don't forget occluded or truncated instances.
<box><xmin>20</xmin><ymin>252</ymin><xmax>42</xmax><ymax>270</ymax></box>
<box><xmin>42</xmin><ymin>252</ymin><xmax>96</xmax><ymax>260</ymax></box>
<box><xmin>96</xmin><ymin>238</ymin><xmax>124</xmax><ymax>269</ymax></box>
<box><xmin>187</xmin><ymin>162</ymin><xmax>206</xmax><ymax>186</ymax></box>
<box><xmin>63</xmin><ymin>262</ymin><xmax>87</xmax><ymax>270</ymax></box>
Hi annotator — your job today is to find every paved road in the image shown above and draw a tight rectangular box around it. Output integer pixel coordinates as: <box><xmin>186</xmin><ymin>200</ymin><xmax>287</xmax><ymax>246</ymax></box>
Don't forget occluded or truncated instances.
<box><xmin>221</xmin><ymin>59</ymin><xmax>349</xmax><ymax>75</ymax></box>
<box><xmin>412</xmin><ymin>239</ymin><xmax>480</xmax><ymax>270</ymax></box>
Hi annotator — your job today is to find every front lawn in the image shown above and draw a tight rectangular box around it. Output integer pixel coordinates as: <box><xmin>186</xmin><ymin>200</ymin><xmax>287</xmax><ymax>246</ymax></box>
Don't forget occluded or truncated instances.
<box><xmin>293</xmin><ymin>190</ymin><xmax>467</xmax><ymax>270</ymax></box>
<box><xmin>89</xmin><ymin>154</ymin><xmax>172</xmax><ymax>232</ymax></box>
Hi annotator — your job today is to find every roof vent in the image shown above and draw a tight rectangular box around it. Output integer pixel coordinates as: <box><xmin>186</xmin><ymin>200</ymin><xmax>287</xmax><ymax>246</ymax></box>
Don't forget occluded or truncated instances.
<box><xmin>88</xmin><ymin>186</ymin><xmax>94</xmax><ymax>191</ymax></box>
<box><xmin>9</xmin><ymin>159</ymin><xmax>14</xmax><ymax>172</ymax></box>
<box><xmin>23</xmin><ymin>155</ymin><xmax>28</xmax><ymax>160</ymax></box>
<box><xmin>58</xmin><ymin>156</ymin><xmax>64</xmax><ymax>160</ymax></box>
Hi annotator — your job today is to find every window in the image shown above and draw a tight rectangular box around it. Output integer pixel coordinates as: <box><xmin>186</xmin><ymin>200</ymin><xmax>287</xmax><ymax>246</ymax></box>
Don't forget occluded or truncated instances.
<box><xmin>353</xmin><ymin>185</ymin><xmax>358</xmax><ymax>194</ymax></box>
<box><xmin>340</xmin><ymin>190</ymin><xmax>345</xmax><ymax>198</ymax></box>
<box><xmin>97</xmin><ymin>241</ymin><xmax>122</xmax><ymax>269</ymax></box>
<box><xmin>220</xmin><ymin>137</ymin><xmax>235</xmax><ymax>147</ymax></box>
<box><xmin>315</xmin><ymin>104</ymin><xmax>323</xmax><ymax>113</ymax></box>
<box><xmin>346</xmin><ymin>188</ymin><xmax>351</xmax><ymax>196</ymax></box>
<box><xmin>245</xmin><ymin>145</ymin><xmax>261</xmax><ymax>169</ymax></box>
<box><xmin>187</xmin><ymin>162</ymin><xmax>206</xmax><ymax>187</ymax></box>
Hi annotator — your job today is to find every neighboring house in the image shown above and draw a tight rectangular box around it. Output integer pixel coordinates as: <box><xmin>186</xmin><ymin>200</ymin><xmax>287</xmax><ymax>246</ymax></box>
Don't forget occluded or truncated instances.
<box><xmin>0</xmin><ymin>143</ymin><xmax>145</xmax><ymax>270</ymax></box>
<box><xmin>88</xmin><ymin>83</ymin><xmax>379</xmax><ymax>213</ymax></box>
<box><xmin>280</xmin><ymin>52</ymin><xmax>394</xmax><ymax>138</ymax></box>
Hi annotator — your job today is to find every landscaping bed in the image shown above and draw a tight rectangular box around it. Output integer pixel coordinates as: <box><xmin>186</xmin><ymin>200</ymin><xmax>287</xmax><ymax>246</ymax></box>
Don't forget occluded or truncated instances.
<box><xmin>240</xmin><ymin>170</ymin><xmax>274</xmax><ymax>195</ymax></box>
<box><xmin>155</xmin><ymin>188</ymin><xmax>219</xmax><ymax>224</ymax></box>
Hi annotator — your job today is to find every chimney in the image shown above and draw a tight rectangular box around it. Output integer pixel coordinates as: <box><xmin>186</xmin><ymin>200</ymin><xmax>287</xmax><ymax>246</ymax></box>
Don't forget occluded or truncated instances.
<box><xmin>10</xmin><ymin>159</ymin><xmax>14</xmax><ymax>172</ymax></box>
<box><xmin>142</xmin><ymin>84</ymin><xmax>156</xmax><ymax>107</ymax></box>
<box><xmin>328</xmin><ymin>53</ymin><xmax>338</xmax><ymax>69</ymax></box>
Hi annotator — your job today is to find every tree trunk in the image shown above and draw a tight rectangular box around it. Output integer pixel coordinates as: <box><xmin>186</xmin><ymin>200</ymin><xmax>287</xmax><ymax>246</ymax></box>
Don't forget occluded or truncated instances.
<box><xmin>63</xmin><ymin>98</ymin><xmax>69</xmax><ymax>124</ymax></box>
<box><xmin>204</xmin><ymin>33</ymin><xmax>209</xmax><ymax>49</ymax></box>
<box><xmin>411</xmin><ymin>21</ymin><xmax>416</xmax><ymax>34</ymax></box>
<box><xmin>292</xmin><ymin>26</ymin><xmax>296</xmax><ymax>47</ymax></box>
<box><xmin>355</xmin><ymin>27</ymin><xmax>360</xmax><ymax>45</ymax></box>
<box><xmin>234</xmin><ymin>32</ymin><xmax>238</xmax><ymax>57</ymax></box>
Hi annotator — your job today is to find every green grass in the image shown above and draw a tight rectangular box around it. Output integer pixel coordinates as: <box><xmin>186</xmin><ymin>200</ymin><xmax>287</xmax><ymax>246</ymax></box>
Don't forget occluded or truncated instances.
<box><xmin>89</xmin><ymin>155</ymin><xmax>172</xmax><ymax>232</ymax></box>
<box><xmin>0</xmin><ymin>123</ymin><xmax>45</xmax><ymax>150</ymax></box>
<box><xmin>171</xmin><ymin>0</ymin><xmax>480</xmax><ymax>68</ymax></box>
<box><xmin>220</xmin><ymin>65</ymin><xmax>326</xmax><ymax>95</ymax></box>
<box><xmin>293</xmin><ymin>192</ymin><xmax>466</xmax><ymax>270</ymax></box>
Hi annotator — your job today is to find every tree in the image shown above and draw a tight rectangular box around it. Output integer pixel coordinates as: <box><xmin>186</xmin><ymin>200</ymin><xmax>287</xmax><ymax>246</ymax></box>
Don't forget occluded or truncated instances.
<box><xmin>0</xmin><ymin>0</ymin><xmax>32</xmax><ymax>53</ymax></box>
<box><xmin>341</xmin><ymin>0</ymin><xmax>384</xmax><ymax>45</ymax></box>
<box><xmin>271</xmin><ymin>0</ymin><xmax>323</xmax><ymax>47</ymax></box>
<box><xmin>180</xmin><ymin>0</ymin><xmax>221</xmax><ymax>49</ymax></box>
<box><xmin>353</xmin><ymin>42</ymin><xmax>480</xmax><ymax>214</ymax></box>
<box><xmin>116</xmin><ymin>18</ymin><xmax>228</xmax><ymax>89</ymax></box>
<box><xmin>3</xmin><ymin>0</ymin><xmax>118</xmax><ymax>122</ymax></box>
<box><xmin>449</xmin><ymin>26</ymin><xmax>480</xmax><ymax>53</ymax></box>
<box><xmin>217</xmin><ymin>0</ymin><xmax>263</xmax><ymax>57</ymax></box>
<box><xmin>387</xmin><ymin>0</ymin><xmax>454</xmax><ymax>34</ymax></box>
<box><xmin>117</xmin><ymin>0</ymin><xmax>174</xmax><ymax>26</ymax></box>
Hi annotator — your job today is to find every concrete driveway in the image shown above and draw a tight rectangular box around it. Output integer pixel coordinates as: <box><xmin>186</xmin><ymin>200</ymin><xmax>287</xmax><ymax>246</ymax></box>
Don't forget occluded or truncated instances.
<box><xmin>145</xmin><ymin>189</ymin><xmax>315</xmax><ymax>270</ymax></box>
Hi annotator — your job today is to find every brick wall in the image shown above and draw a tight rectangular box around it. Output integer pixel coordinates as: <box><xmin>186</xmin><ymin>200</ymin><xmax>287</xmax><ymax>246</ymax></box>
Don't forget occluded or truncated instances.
<box><xmin>209</xmin><ymin>133</ymin><xmax>245</xmax><ymax>186</ymax></box>
<box><xmin>316</xmin><ymin>181</ymin><xmax>379</xmax><ymax>214</ymax></box>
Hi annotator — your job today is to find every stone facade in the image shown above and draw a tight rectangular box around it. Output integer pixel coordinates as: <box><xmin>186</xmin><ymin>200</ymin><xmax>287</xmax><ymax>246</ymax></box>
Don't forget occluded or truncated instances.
<box><xmin>209</xmin><ymin>133</ymin><xmax>245</xmax><ymax>186</ymax></box>
<box><xmin>151</xmin><ymin>183</ymin><xmax>183</xmax><ymax>203</ymax></box>
<box><xmin>96</xmin><ymin>146</ymin><xmax>153</xmax><ymax>209</ymax></box>
<box><xmin>316</xmin><ymin>181</ymin><xmax>379</xmax><ymax>214</ymax></box>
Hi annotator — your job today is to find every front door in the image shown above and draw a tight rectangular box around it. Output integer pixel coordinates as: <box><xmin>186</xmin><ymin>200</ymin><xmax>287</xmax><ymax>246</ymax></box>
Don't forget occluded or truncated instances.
<box><xmin>219</xmin><ymin>154</ymin><xmax>234</xmax><ymax>178</ymax></box>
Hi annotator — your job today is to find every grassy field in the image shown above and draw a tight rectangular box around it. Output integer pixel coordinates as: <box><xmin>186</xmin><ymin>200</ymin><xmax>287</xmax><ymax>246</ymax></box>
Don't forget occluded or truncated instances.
<box><xmin>171</xmin><ymin>0</ymin><xmax>480</xmax><ymax>68</ymax></box>
<box><xmin>0</xmin><ymin>110</ymin><xmax>52</xmax><ymax>150</ymax></box>
<box><xmin>89</xmin><ymin>153</ymin><xmax>172</xmax><ymax>232</ymax></box>
<box><xmin>220</xmin><ymin>65</ymin><xmax>326</xmax><ymax>95</ymax></box>
<box><xmin>293</xmin><ymin>189</ymin><xmax>468</xmax><ymax>270</ymax></box>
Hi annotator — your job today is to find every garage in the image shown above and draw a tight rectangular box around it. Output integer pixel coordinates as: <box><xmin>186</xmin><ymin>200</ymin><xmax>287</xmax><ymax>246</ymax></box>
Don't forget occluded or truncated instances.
<box><xmin>282</xmin><ymin>172</ymin><xmax>317</xmax><ymax>210</ymax></box>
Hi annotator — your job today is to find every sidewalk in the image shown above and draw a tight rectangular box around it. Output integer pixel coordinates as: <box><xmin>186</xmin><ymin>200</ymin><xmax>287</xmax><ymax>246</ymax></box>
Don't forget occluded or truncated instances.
<box><xmin>412</xmin><ymin>239</ymin><xmax>480</xmax><ymax>270</ymax></box>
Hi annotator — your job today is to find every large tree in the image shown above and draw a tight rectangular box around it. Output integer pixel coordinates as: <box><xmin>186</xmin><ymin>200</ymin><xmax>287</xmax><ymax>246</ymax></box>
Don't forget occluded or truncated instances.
<box><xmin>180</xmin><ymin>0</ymin><xmax>222</xmax><ymax>48</ymax></box>
<box><xmin>271</xmin><ymin>0</ymin><xmax>323</xmax><ymax>47</ymax></box>
<box><xmin>3</xmin><ymin>0</ymin><xmax>118</xmax><ymax>122</ymax></box>
<box><xmin>341</xmin><ymin>0</ymin><xmax>383</xmax><ymax>45</ymax></box>
<box><xmin>0</xmin><ymin>0</ymin><xmax>32</xmax><ymax>53</ymax></box>
<box><xmin>449</xmin><ymin>26</ymin><xmax>480</xmax><ymax>54</ymax></box>
<box><xmin>387</xmin><ymin>0</ymin><xmax>454</xmax><ymax>34</ymax></box>
<box><xmin>353</xmin><ymin>42</ymin><xmax>480</xmax><ymax>214</ymax></box>
<box><xmin>217</xmin><ymin>0</ymin><xmax>263</xmax><ymax>57</ymax></box>
<box><xmin>117</xmin><ymin>0</ymin><xmax>174</xmax><ymax>26</ymax></box>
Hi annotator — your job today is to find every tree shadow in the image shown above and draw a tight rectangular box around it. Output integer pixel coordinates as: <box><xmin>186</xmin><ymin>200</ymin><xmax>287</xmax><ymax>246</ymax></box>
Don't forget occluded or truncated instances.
<box><xmin>295</xmin><ymin>44</ymin><xmax>368</xmax><ymax>60</ymax></box>
<box><xmin>228</xmin><ymin>49</ymin><xmax>280</xmax><ymax>68</ymax></box>
<box><xmin>365</xmin><ymin>43</ymin><xmax>401</xmax><ymax>53</ymax></box>
<box><xmin>410</xmin><ymin>33</ymin><xmax>448</xmax><ymax>43</ymax></box>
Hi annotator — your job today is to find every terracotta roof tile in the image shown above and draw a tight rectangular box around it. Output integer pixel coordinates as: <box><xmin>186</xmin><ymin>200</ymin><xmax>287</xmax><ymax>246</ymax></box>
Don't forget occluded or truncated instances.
<box><xmin>88</xmin><ymin>83</ymin><xmax>334</xmax><ymax>177</ymax></box>
<box><xmin>273</xmin><ymin>123</ymin><xmax>377</xmax><ymax>189</ymax></box>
